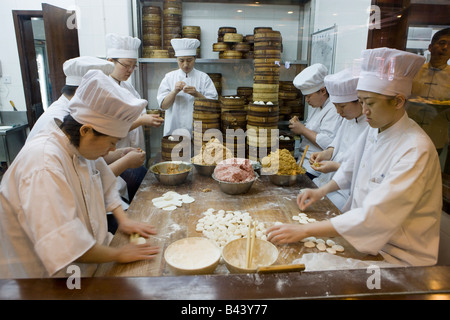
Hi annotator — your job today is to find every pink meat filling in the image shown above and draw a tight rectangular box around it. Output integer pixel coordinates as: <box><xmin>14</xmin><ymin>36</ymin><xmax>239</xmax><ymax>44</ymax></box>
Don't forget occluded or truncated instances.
<box><xmin>214</xmin><ymin>158</ymin><xmax>255</xmax><ymax>182</ymax></box>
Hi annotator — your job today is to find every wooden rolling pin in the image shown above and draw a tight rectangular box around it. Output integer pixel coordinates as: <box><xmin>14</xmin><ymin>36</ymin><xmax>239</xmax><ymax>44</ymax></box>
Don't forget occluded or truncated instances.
<box><xmin>256</xmin><ymin>264</ymin><xmax>305</xmax><ymax>274</ymax></box>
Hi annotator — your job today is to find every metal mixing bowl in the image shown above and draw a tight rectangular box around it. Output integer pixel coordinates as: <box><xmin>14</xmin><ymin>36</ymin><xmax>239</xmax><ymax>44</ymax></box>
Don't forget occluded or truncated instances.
<box><xmin>212</xmin><ymin>173</ymin><xmax>258</xmax><ymax>195</ymax></box>
<box><xmin>192</xmin><ymin>163</ymin><xmax>216</xmax><ymax>176</ymax></box>
<box><xmin>268</xmin><ymin>174</ymin><xmax>298</xmax><ymax>186</ymax></box>
<box><xmin>150</xmin><ymin>161</ymin><xmax>193</xmax><ymax>186</ymax></box>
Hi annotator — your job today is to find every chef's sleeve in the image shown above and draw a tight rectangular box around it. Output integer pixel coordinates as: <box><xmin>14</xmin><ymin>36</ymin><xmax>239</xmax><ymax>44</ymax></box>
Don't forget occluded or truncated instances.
<box><xmin>156</xmin><ymin>75</ymin><xmax>171</xmax><ymax>107</ymax></box>
<box><xmin>18</xmin><ymin>169</ymin><xmax>96</xmax><ymax>276</ymax></box>
<box><xmin>330</xmin><ymin>144</ymin><xmax>442</xmax><ymax>255</ymax></box>
<box><xmin>201</xmin><ymin>74</ymin><xmax>218</xmax><ymax>100</ymax></box>
<box><xmin>315</xmin><ymin>111</ymin><xmax>342</xmax><ymax>150</ymax></box>
<box><xmin>95</xmin><ymin>158</ymin><xmax>122</xmax><ymax>212</ymax></box>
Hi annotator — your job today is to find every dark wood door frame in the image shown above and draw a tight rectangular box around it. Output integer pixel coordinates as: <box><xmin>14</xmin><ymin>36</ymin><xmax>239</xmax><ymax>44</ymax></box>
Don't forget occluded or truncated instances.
<box><xmin>12</xmin><ymin>10</ymin><xmax>43</xmax><ymax>129</ymax></box>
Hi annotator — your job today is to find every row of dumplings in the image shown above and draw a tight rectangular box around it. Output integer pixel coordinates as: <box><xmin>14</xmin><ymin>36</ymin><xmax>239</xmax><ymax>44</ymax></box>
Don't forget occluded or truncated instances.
<box><xmin>196</xmin><ymin>208</ymin><xmax>267</xmax><ymax>248</ymax></box>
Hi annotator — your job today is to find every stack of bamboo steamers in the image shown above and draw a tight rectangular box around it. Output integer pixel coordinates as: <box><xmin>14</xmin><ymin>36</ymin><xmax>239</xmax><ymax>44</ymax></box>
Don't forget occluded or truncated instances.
<box><xmin>248</xmin><ymin>27</ymin><xmax>282</xmax><ymax>161</ymax></box>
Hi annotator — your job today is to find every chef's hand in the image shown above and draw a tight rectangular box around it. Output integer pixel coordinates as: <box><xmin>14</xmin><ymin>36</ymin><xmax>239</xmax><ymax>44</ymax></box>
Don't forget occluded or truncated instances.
<box><xmin>122</xmin><ymin>148</ymin><xmax>146</xmax><ymax>169</ymax></box>
<box><xmin>289</xmin><ymin>120</ymin><xmax>305</xmax><ymax>135</ymax></box>
<box><xmin>115</xmin><ymin>243</ymin><xmax>160</xmax><ymax>264</ymax></box>
<box><xmin>174</xmin><ymin>81</ymin><xmax>186</xmax><ymax>93</ymax></box>
<box><xmin>183</xmin><ymin>85</ymin><xmax>200</xmax><ymax>97</ymax></box>
<box><xmin>312</xmin><ymin>160</ymin><xmax>340</xmax><ymax>173</ymax></box>
<box><xmin>138</xmin><ymin>114</ymin><xmax>164</xmax><ymax>127</ymax></box>
<box><xmin>297</xmin><ymin>188</ymin><xmax>324</xmax><ymax>211</ymax></box>
<box><xmin>117</xmin><ymin>215</ymin><xmax>158</xmax><ymax>239</ymax></box>
<box><xmin>266</xmin><ymin>224</ymin><xmax>307</xmax><ymax>245</ymax></box>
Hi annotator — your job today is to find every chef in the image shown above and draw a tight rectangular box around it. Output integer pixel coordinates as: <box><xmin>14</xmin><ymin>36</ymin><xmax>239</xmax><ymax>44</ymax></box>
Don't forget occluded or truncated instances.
<box><xmin>407</xmin><ymin>27</ymin><xmax>450</xmax><ymax>155</ymax></box>
<box><xmin>267</xmin><ymin>48</ymin><xmax>442</xmax><ymax>267</ymax></box>
<box><xmin>106</xmin><ymin>33</ymin><xmax>164</xmax><ymax>151</ymax></box>
<box><xmin>157</xmin><ymin>38</ymin><xmax>218</xmax><ymax>137</ymax></box>
<box><xmin>309</xmin><ymin>68</ymin><xmax>368</xmax><ymax>210</ymax></box>
<box><xmin>289</xmin><ymin>63</ymin><xmax>343</xmax><ymax>179</ymax></box>
<box><xmin>0</xmin><ymin>70</ymin><xmax>159</xmax><ymax>278</ymax></box>
<box><xmin>26</xmin><ymin>56</ymin><xmax>114</xmax><ymax>142</ymax></box>
<box><xmin>106</xmin><ymin>33</ymin><xmax>164</xmax><ymax>202</ymax></box>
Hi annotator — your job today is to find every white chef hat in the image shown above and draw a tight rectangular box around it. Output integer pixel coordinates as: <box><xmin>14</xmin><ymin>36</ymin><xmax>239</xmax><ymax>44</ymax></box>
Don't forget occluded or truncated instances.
<box><xmin>171</xmin><ymin>38</ymin><xmax>200</xmax><ymax>57</ymax></box>
<box><xmin>68</xmin><ymin>70</ymin><xmax>147</xmax><ymax>138</ymax></box>
<box><xmin>356</xmin><ymin>47</ymin><xmax>425</xmax><ymax>98</ymax></box>
<box><xmin>293</xmin><ymin>63</ymin><xmax>328</xmax><ymax>95</ymax></box>
<box><xmin>106</xmin><ymin>33</ymin><xmax>141</xmax><ymax>59</ymax></box>
<box><xmin>324</xmin><ymin>69</ymin><xmax>359</xmax><ymax>103</ymax></box>
<box><xmin>63</xmin><ymin>56</ymin><xmax>114</xmax><ymax>86</ymax></box>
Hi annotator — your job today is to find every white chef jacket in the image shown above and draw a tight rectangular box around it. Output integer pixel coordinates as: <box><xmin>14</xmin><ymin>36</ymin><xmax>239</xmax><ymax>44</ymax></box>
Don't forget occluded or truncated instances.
<box><xmin>157</xmin><ymin>68</ymin><xmax>218</xmax><ymax>137</ymax></box>
<box><xmin>299</xmin><ymin>98</ymin><xmax>343</xmax><ymax>175</ymax></box>
<box><xmin>0</xmin><ymin>120</ymin><xmax>121</xmax><ymax>278</ymax></box>
<box><xmin>26</xmin><ymin>94</ymin><xmax>70</xmax><ymax>142</ymax></box>
<box><xmin>313</xmin><ymin>114</ymin><xmax>369</xmax><ymax>210</ymax></box>
<box><xmin>407</xmin><ymin>63</ymin><xmax>450</xmax><ymax>149</ymax></box>
<box><xmin>331</xmin><ymin>113</ymin><xmax>442</xmax><ymax>266</ymax></box>
<box><xmin>115</xmin><ymin>79</ymin><xmax>146</xmax><ymax>152</ymax></box>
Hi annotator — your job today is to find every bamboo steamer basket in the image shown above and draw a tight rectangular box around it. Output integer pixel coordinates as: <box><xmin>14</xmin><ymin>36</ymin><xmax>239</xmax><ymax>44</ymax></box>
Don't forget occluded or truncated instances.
<box><xmin>254</xmin><ymin>27</ymin><xmax>273</xmax><ymax>34</ymax></box>
<box><xmin>252</xmin><ymin>92</ymin><xmax>279</xmax><ymax>102</ymax></box>
<box><xmin>232</xmin><ymin>42</ymin><xmax>251</xmax><ymax>52</ymax></box>
<box><xmin>183</xmin><ymin>26</ymin><xmax>200</xmax><ymax>34</ymax></box>
<box><xmin>254</xmin><ymin>41</ymin><xmax>282</xmax><ymax>48</ymax></box>
<box><xmin>164</xmin><ymin>26</ymin><xmax>182</xmax><ymax>34</ymax></box>
<box><xmin>218</xmin><ymin>27</ymin><xmax>237</xmax><ymax>36</ymax></box>
<box><xmin>207</xmin><ymin>73</ymin><xmax>222</xmax><ymax>95</ymax></box>
<box><xmin>248</xmin><ymin>103</ymin><xmax>279</xmax><ymax>113</ymax></box>
<box><xmin>143</xmin><ymin>6</ymin><xmax>161</xmax><ymax>14</ymax></box>
<box><xmin>193</xmin><ymin>112</ymin><xmax>221</xmax><ymax>121</ymax></box>
<box><xmin>142</xmin><ymin>26</ymin><xmax>162</xmax><ymax>35</ymax></box>
<box><xmin>221</xmin><ymin>110</ymin><xmax>247</xmax><ymax>124</ymax></box>
<box><xmin>224</xmin><ymin>33</ymin><xmax>243</xmax><ymax>43</ymax></box>
<box><xmin>222</xmin><ymin>50</ymin><xmax>243</xmax><ymax>59</ymax></box>
<box><xmin>194</xmin><ymin>98</ymin><xmax>220</xmax><ymax>109</ymax></box>
<box><xmin>164</xmin><ymin>0</ymin><xmax>182</xmax><ymax>8</ymax></box>
<box><xmin>279</xmin><ymin>91</ymin><xmax>299</xmax><ymax>100</ymax></box>
<box><xmin>247</xmin><ymin>114</ymin><xmax>279</xmax><ymax>124</ymax></box>
<box><xmin>254</xmin><ymin>49</ymin><xmax>281</xmax><ymax>56</ymax></box>
<box><xmin>253</xmin><ymin>76</ymin><xmax>280</xmax><ymax>84</ymax></box>
<box><xmin>252</xmin><ymin>83</ymin><xmax>279</xmax><ymax>93</ymax></box>
<box><xmin>163</xmin><ymin>7</ymin><xmax>182</xmax><ymax>15</ymax></box>
<box><xmin>244</xmin><ymin>34</ymin><xmax>254</xmax><ymax>43</ymax></box>
<box><xmin>161</xmin><ymin>135</ymin><xmax>191</xmax><ymax>161</ymax></box>
<box><xmin>212</xmin><ymin>42</ymin><xmax>230</xmax><ymax>52</ymax></box>
<box><xmin>193</xmin><ymin>120</ymin><xmax>221</xmax><ymax>130</ymax></box>
<box><xmin>254</xmin><ymin>31</ymin><xmax>282</xmax><ymax>41</ymax></box>
<box><xmin>237</xmin><ymin>87</ymin><xmax>253</xmax><ymax>97</ymax></box>
<box><xmin>220</xmin><ymin>96</ymin><xmax>245</xmax><ymax>106</ymax></box>
<box><xmin>143</xmin><ymin>49</ymin><xmax>169</xmax><ymax>59</ymax></box>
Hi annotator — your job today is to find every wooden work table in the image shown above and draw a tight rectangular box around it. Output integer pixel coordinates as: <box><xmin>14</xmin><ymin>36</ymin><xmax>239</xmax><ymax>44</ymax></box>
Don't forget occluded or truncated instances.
<box><xmin>1</xmin><ymin>165</ymin><xmax>449</xmax><ymax>301</ymax></box>
<box><xmin>94</xmin><ymin>167</ymin><xmax>379</xmax><ymax>277</ymax></box>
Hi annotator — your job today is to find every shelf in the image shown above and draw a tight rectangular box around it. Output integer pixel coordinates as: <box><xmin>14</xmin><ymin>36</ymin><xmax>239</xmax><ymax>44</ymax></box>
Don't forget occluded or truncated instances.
<box><xmin>138</xmin><ymin>58</ymin><xmax>308</xmax><ymax>65</ymax></box>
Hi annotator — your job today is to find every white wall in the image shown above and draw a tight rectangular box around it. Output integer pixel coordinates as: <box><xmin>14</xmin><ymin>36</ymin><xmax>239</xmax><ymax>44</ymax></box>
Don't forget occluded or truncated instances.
<box><xmin>312</xmin><ymin>0</ymin><xmax>371</xmax><ymax>73</ymax></box>
<box><xmin>0</xmin><ymin>0</ymin><xmax>132</xmax><ymax>112</ymax></box>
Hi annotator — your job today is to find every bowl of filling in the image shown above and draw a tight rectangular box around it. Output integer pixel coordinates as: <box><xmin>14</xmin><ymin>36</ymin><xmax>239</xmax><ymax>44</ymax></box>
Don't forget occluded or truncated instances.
<box><xmin>149</xmin><ymin>161</ymin><xmax>193</xmax><ymax>185</ymax></box>
<box><xmin>212</xmin><ymin>158</ymin><xmax>258</xmax><ymax>195</ymax></box>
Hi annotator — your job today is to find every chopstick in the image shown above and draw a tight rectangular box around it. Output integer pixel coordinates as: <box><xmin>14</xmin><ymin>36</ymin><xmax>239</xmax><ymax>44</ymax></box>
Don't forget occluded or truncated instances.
<box><xmin>299</xmin><ymin>144</ymin><xmax>309</xmax><ymax>168</ymax></box>
<box><xmin>246</xmin><ymin>220</ymin><xmax>257</xmax><ymax>269</ymax></box>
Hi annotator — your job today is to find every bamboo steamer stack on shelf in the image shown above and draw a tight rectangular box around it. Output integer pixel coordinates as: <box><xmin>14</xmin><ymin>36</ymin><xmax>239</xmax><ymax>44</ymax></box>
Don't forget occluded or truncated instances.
<box><xmin>213</xmin><ymin>27</ymin><xmax>247</xmax><ymax>60</ymax></box>
<box><xmin>182</xmin><ymin>26</ymin><xmax>201</xmax><ymax>58</ymax></box>
<box><xmin>208</xmin><ymin>73</ymin><xmax>222</xmax><ymax>96</ymax></box>
<box><xmin>192</xmin><ymin>98</ymin><xmax>221</xmax><ymax>154</ymax></box>
<box><xmin>279</xmin><ymin>81</ymin><xmax>302</xmax><ymax>121</ymax></box>
<box><xmin>248</xmin><ymin>27</ymin><xmax>282</xmax><ymax>160</ymax></box>
<box><xmin>243</xmin><ymin>34</ymin><xmax>255</xmax><ymax>59</ymax></box>
<box><xmin>220</xmin><ymin>96</ymin><xmax>247</xmax><ymax>157</ymax></box>
<box><xmin>213</xmin><ymin>27</ymin><xmax>235</xmax><ymax>58</ymax></box>
<box><xmin>163</xmin><ymin>0</ymin><xmax>182</xmax><ymax>58</ymax></box>
<box><xmin>142</xmin><ymin>6</ymin><xmax>164</xmax><ymax>58</ymax></box>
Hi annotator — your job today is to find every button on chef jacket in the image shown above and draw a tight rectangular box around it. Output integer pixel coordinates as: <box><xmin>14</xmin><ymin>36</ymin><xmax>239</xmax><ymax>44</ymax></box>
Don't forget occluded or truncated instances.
<box><xmin>0</xmin><ymin>120</ymin><xmax>120</xmax><ymax>278</ymax></box>
<box><xmin>157</xmin><ymin>68</ymin><xmax>218</xmax><ymax>137</ymax></box>
<box><xmin>330</xmin><ymin>113</ymin><xmax>442</xmax><ymax>266</ymax></box>
<box><xmin>313</xmin><ymin>113</ymin><xmax>368</xmax><ymax>210</ymax></box>
<box><xmin>299</xmin><ymin>98</ymin><xmax>343</xmax><ymax>175</ymax></box>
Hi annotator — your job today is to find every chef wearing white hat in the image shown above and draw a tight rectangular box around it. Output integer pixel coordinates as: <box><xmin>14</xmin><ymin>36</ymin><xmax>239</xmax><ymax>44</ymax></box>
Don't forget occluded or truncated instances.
<box><xmin>268</xmin><ymin>48</ymin><xmax>442</xmax><ymax>267</ymax></box>
<box><xmin>308</xmin><ymin>68</ymin><xmax>368</xmax><ymax>210</ymax></box>
<box><xmin>27</xmin><ymin>56</ymin><xmax>114</xmax><ymax>142</ymax></box>
<box><xmin>290</xmin><ymin>63</ymin><xmax>343</xmax><ymax>178</ymax></box>
<box><xmin>0</xmin><ymin>70</ymin><xmax>159</xmax><ymax>279</ymax></box>
<box><xmin>157</xmin><ymin>38</ymin><xmax>218</xmax><ymax>137</ymax></box>
<box><xmin>106</xmin><ymin>33</ymin><xmax>164</xmax><ymax>151</ymax></box>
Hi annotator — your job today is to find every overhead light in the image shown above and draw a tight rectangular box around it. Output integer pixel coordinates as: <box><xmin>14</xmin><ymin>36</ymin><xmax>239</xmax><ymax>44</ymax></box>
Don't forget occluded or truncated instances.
<box><xmin>397</xmin><ymin>14</ymin><xmax>402</xmax><ymax>18</ymax></box>
<box><xmin>237</xmin><ymin>9</ymin><xmax>243</xmax><ymax>13</ymax></box>
<box><xmin>287</xmin><ymin>11</ymin><xmax>294</xmax><ymax>14</ymax></box>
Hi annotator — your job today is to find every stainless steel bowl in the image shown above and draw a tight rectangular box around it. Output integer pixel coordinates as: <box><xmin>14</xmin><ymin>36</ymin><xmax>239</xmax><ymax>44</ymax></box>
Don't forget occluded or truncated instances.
<box><xmin>192</xmin><ymin>163</ymin><xmax>216</xmax><ymax>176</ymax></box>
<box><xmin>212</xmin><ymin>173</ymin><xmax>258</xmax><ymax>195</ymax></box>
<box><xmin>150</xmin><ymin>161</ymin><xmax>193</xmax><ymax>186</ymax></box>
<box><xmin>268</xmin><ymin>174</ymin><xmax>298</xmax><ymax>186</ymax></box>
